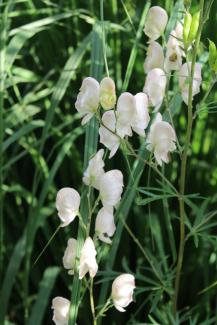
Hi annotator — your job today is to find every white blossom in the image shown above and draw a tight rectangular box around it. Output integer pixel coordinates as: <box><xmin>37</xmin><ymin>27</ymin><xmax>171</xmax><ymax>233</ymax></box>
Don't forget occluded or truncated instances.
<box><xmin>79</xmin><ymin>237</ymin><xmax>98</xmax><ymax>279</ymax></box>
<box><xmin>164</xmin><ymin>30</ymin><xmax>183</xmax><ymax>72</ymax></box>
<box><xmin>100</xmin><ymin>77</ymin><xmax>116</xmax><ymax>110</ymax></box>
<box><xmin>95</xmin><ymin>207</ymin><xmax>116</xmax><ymax>244</ymax></box>
<box><xmin>83</xmin><ymin>149</ymin><xmax>105</xmax><ymax>189</ymax></box>
<box><xmin>143</xmin><ymin>68</ymin><xmax>167</xmax><ymax>110</ymax></box>
<box><xmin>132</xmin><ymin>93</ymin><xmax>150</xmax><ymax>136</ymax></box>
<box><xmin>144</xmin><ymin>41</ymin><xmax>164</xmax><ymax>73</ymax></box>
<box><xmin>147</xmin><ymin>113</ymin><xmax>176</xmax><ymax>166</ymax></box>
<box><xmin>112</xmin><ymin>274</ymin><xmax>136</xmax><ymax>312</ymax></box>
<box><xmin>56</xmin><ymin>188</ymin><xmax>80</xmax><ymax>227</ymax></box>
<box><xmin>179</xmin><ymin>62</ymin><xmax>202</xmax><ymax>105</ymax></box>
<box><xmin>144</xmin><ymin>6</ymin><xmax>168</xmax><ymax>41</ymax></box>
<box><xmin>63</xmin><ymin>238</ymin><xmax>77</xmax><ymax>275</ymax></box>
<box><xmin>99</xmin><ymin>110</ymin><xmax>120</xmax><ymax>158</ymax></box>
<box><xmin>75</xmin><ymin>77</ymin><xmax>100</xmax><ymax>125</ymax></box>
<box><xmin>52</xmin><ymin>296</ymin><xmax>70</xmax><ymax>325</ymax></box>
<box><xmin>99</xmin><ymin>170</ymin><xmax>124</xmax><ymax>209</ymax></box>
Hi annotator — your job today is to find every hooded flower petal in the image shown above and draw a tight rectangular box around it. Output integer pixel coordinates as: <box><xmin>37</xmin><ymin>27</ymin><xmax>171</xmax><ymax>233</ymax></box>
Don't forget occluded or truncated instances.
<box><xmin>147</xmin><ymin>113</ymin><xmax>176</xmax><ymax>166</ymax></box>
<box><xmin>131</xmin><ymin>93</ymin><xmax>150</xmax><ymax>136</ymax></box>
<box><xmin>144</xmin><ymin>41</ymin><xmax>164</xmax><ymax>73</ymax></box>
<box><xmin>116</xmin><ymin>92</ymin><xmax>135</xmax><ymax>138</ymax></box>
<box><xmin>100</xmin><ymin>77</ymin><xmax>116</xmax><ymax>110</ymax></box>
<box><xmin>179</xmin><ymin>62</ymin><xmax>202</xmax><ymax>105</ymax></box>
<box><xmin>143</xmin><ymin>68</ymin><xmax>167</xmax><ymax>110</ymax></box>
<box><xmin>112</xmin><ymin>274</ymin><xmax>135</xmax><ymax>312</ymax></box>
<box><xmin>99</xmin><ymin>170</ymin><xmax>124</xmax><ymax>209</ymax></box>
<box><xmin>75</xmin><ymin>77</ymin><xmax>100</xmax><ymax>125</ymax></box>
<box><xmin>83</xmin><ymin>149</ymin><xmax>105</xmax><ymax>189</ymax></box>
<box><xmin>95</xmin><ymin>207</ymin><xmax>116</xmax><ymax>244</ymax></box>
<box><xmin>164</xmin><ymin>30</ymin><xmax>183</xmax><ymax>72</ymax></box>
<box><xmin>144</xmin><ymin>6</ymin><xmax>168</xmax><ymax>41</ymax></box>
<box><xmin>56</xmin><ymin>188</ymin><xmax>80</xmax><ymax>227</ymax></box>
<box><xmin>99</xmin><ymin>110</ymin><xmax>120</xmax><ymax>158</ymax></box>
<box><xmin>52</xmin><ymin>296</ymin><xmax>70</xmax><ymax>325</ymax></box>
<box><xmin>63</xmin><ymin>238</ymin><xmax>77</xmax><ymax>275</ymax></box>
<box><xmin>79</xmin><ymin>237</ymin><xmax>98</xmax><ymax>279</ymax></box>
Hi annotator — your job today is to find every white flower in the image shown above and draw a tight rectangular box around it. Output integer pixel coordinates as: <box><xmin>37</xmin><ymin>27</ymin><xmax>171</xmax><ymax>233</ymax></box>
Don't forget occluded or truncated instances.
<box><xmin>83</xmin><ymin>149</ymin><xmax>105</xmax><ymax>189</ymax></box>
<box><xmin>144</xmin><ymin>41</ymin><xmax>164</xmax><ymax>73</ymax></box>
<box><xmin>79</xmin><ymin>237</ymin><xmax>98</xmax><ymax>279</ymax></box>
<box><xmin>132</xmin><ymin>93</ymin><xmax>150</xmax><ymax>136</ymax></box>
<box><xmin>117</xmin><ymin>92</ymin><xmax>150</xmax><ymax>137</ymax></box>
<box><xmin>147</xmin><ymin>113</ymin><xmax>176</xmax><ymax>166</ymax></box>
<box><xmin>144</xmin><ymin>6</ymin><xmax>168</xmax><ymax>41</ymax></box>
<box><xmin>179</xmin><ymin>62</ymin><xmax>202</xmax><ymax>105</ymax></box>
<box><xmin>99</xmin><ymin>110</ymin><xmax>120</xmax><ymax>158</ymax></box>
<box><xmin>164</xmin><ymin>31</ymin><xmax>183</xmax><ymax>72</ymax></box>
<box><xmin>100</xmin><ymin>77</ymin><xmax>116</xmax><ymax>110</ymax></box>
<box><xmin>56</xmin><ymin>188</ymin><xmax>80</xmax><ymax>227</ymax></box>
<box><xmin>99</xmin><ymin>170</ymin><xmax>124</xmax><ymax>209</ymax></box>
<box><xmin>63</xmin><ymin>238</ymin><xmax>77</xmax><ymax>275</ymax></box>
<box><xmin>75</xmin><ymin>77</ymin><xmax>100</xmax><ymax>125</ymax></box>
<box><xmin>112</xmin><ymin>274</ymin><xmax>135</xmax><ymax>312</ymax></box>
<box><xmin>52</xmin><ymin>296</ymin><xmax>70</xmax><ymax>325</ymax></box>
<box><xmin>95</xmin><ymin>207</ymin><xmax>116</xmax><ymax>244</ymax></box>
<box><xmin>143</xmin><ymin>68</ymin><xmax>167</xmax><ymax>110</ymax></box>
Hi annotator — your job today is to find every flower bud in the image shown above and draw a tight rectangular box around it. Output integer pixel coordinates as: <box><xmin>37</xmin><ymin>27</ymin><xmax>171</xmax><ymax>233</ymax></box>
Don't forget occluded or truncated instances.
<box><xmin>112</xmin><ymin>274</ymin><xmax>135</xmax><ymax>312</ymax></box>
<box><xmin>83</xmin><ymin>149</ymin><xmax>105</xmax><ymax>189</ymax></box>
<box><xmin>79</xmin><ymin>237</ymin><xmax>98</xmax><ymax>279</ymax></box>
<box><xmin>100</xmin><ymin>77</ymin><xmax>116</xmax><ymax>110</ymax></box>
<box><xmin>143</xmin><ymin>68</ymin><xmax>167</xmax><ymax>111</ymax></box>
<box><xmin>179</xmin><ymin>62</ymin><xmax>202</xmax><ymax>105</ymax></box>
<box><xmin>75</xmin><ymin>77</ymin><xmax>100</xmax><ymax>125</ymax></box>
<box><xmin>188</xmin><ymin>11</ymin><xmax>200</xmax><ymax>44</ymax></box>
<box><xmin>99</xmin><ymin>170</ymin><xmax>124</xmax><ymax>209</ymax></box>
<box><xmin>183</xmin><ymin>12</ymin><xmax>192</xmax><ymax>48</ymax></box>
<box><xmin>144</xmin><ymin>41</ymin><xmax>164</xmax><ymax>73</ymax></box>
<box><xmin>208</xmin><ymin>40</ymin><xmax>217</xmax><ymax>73</ymax></box>
<box><xmin>144</xmin><ymin>6</ymin><xmax>168</xmax><ymax>41</ymax></box>
<box><xmin>63</xmin><ymin>238</ymin><xmax>77</xmax><ymax>275</ymax></box>
<box><xmin>95</xmin><ymin>207</ymin><xmax>116</xmax><ymax>244</ymax></box>
<box><xmin>147</xmin><ymin>113</ymin><xmax>176</xmax><ymax>166</ymax></box>
<box><xmin>51</xmin><ymin>297</ymin><xmax>70</xmax><ymax>325</ymax></box>
<box><xmin>56</xmin><ymin>188</ymin><xmax>81</xmax><ymax>227</ymax></box>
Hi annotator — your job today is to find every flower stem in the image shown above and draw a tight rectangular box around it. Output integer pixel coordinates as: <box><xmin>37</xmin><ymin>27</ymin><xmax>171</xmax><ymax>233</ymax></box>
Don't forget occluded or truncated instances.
<box><xmin>173</xmin><ymin>0</ymin><xmax>204</xmax><ymax>316</ymax></box>
<box><xmin>90</xmin><ymin>278</ymin><xmax>97</xmax><ymax>325</ymax></box>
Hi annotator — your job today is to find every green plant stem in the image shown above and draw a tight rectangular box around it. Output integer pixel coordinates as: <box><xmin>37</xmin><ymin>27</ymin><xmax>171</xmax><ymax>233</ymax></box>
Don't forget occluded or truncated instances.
<box><xmin>90</xmin><ymin>278</ymin><xmax>97</xmax><ymax>325</ymax></box>
<box><xmin>173</xmin><ymin>0</ymin><xmax>205</xmax><ymax>316</ymax></box>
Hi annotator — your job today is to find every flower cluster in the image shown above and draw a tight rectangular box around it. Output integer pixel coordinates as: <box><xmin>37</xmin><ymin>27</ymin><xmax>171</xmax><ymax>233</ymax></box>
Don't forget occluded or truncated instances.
<box><xmin>51</xmin><ymin>4</ymin><xmax>203</xmax><ymax>324</ymax></box>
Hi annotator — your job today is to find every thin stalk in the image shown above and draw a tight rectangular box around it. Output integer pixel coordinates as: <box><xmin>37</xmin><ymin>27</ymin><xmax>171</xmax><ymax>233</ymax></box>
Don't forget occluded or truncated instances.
<box><xmin>173</xmin><ymin>0</ymin><xmax>205</xmax><ymax>315</ymax></box>
<box><xmin>90</xmin><ymin>278</ymin><xmax>96</xmax><ymax>325</ymax></box>
<box><xmin>100</xmin><ymin>0</ymin><xmax>109</xmax><ymax>77</ymax></box>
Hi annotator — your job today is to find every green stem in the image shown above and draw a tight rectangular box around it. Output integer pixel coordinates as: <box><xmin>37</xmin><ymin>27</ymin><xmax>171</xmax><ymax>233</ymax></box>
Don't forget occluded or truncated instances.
<box><xmin>90</xmin><ymin>278</ymin><xmax>97</xmax><ymax>325</ymax></box>
<box><xmin>173</xmin><ymin>0</ymin><xmax>205</xmax><ymax>316</ymax></box>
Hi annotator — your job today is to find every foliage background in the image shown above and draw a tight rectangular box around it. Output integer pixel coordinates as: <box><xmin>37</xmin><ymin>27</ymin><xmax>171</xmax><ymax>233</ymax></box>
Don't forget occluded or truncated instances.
<box><xmin>1</xmin><ymin>0</ymin><xmax>217</xmax><ymax>324</ymax></box>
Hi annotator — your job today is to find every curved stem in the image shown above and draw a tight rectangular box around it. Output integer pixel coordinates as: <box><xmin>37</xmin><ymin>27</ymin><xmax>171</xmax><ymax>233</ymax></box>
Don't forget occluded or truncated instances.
<box><xmin>173</xmin><ymin>0</ymin><xmax>205</xmax><ymax>316</ymax></box>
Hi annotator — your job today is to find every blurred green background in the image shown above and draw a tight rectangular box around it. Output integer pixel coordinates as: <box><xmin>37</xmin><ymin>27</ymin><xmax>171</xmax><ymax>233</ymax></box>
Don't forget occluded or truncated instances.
<box><xmin>1</xmin><ymin>0</ymin><xmax>217</xmax><ymax>324</ymax></box>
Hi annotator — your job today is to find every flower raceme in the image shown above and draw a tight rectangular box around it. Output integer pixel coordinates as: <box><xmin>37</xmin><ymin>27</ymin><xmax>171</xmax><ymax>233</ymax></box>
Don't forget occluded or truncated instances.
<box><xmin>79</xmin><ymin>237</ymin><xmax>98</xmax><ymax>279</ymax></box>
<box><xmin>75</xmin><ymin>76</ymin><xmax>116</xmax><ymax>125</ymax></box>
<box><xmin>52</xmin><ymin>296</ymin><xmax>70</xmax><ymax>325</ymax></box>
<box><xmin>112</xmin><ymin>274</ymin><xmax>136</xmax><ymax>312</ymax></box>
<box><xmin>95</xmin><ymin>207</ymin><xmax>116</xmax><ymax>244</ymax></box>
<box><xmin>179</xmin><ymin>62</ymin><xmax>202</xmax><ymax>105</ymax></box>
<box><xmin>63</xmin><ymin>238</ymin><xmax>77</xmax><ymax>275</ymax></box>
<box><xmin>56</xmin><ymin>187</ymin><xmax>80</xmax><ymax>227</ymax></box>
<box><xmin>82</xmin><ymin>149</ymin><xmax>105</xmax><ymax>189</ymax></box>
<box><xmin>144</xmin><ymin>6</ymin><xmax>168</xmax><ymax>41</ymax></box>
<box><xmin>147</xmin><ymin>113</ymin><xmax>176</xmax><ymax>166</ymax></box>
